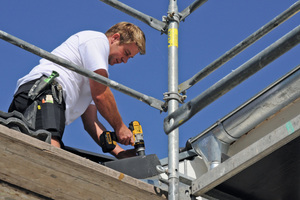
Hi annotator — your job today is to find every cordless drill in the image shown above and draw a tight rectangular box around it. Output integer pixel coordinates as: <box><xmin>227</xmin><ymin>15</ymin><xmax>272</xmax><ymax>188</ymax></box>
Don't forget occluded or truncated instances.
<box><xmin>100</xmin><ymin>121</ymin><xmax>145</xmax><ymax>156</ymax></box>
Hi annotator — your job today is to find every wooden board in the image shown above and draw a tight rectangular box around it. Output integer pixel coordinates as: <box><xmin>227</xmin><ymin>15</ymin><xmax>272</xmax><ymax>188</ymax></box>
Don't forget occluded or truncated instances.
<box><xmin>0</xmin><ymin>125</ymin><xmax>166</xmax><ymax>200</ymax></box>
<box><xmin>0</xmin><ymin>180</ymin><xmax>49</xmax><ymax>200</ymax></box>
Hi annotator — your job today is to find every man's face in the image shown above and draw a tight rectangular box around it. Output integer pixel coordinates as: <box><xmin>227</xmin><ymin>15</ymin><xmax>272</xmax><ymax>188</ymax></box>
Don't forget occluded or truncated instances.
<box><xmin>108</xmin><ymin>35</ymin><xmax>139</xmax><ymax>66</ymax></box>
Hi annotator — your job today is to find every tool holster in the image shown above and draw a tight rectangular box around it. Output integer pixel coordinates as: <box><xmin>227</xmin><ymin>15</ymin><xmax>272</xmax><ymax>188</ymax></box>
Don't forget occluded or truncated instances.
<box><xmin>25</xmin><ymin>72</ymin><xmax>65</xmax><ymax>139</ymax></box>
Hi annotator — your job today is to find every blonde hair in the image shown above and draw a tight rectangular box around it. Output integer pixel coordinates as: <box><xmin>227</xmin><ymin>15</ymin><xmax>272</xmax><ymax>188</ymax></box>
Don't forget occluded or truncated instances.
<box><xmin>105</xmin><ymin>22</ymin><xmax>146</xmax><ymax>55</ymax></box>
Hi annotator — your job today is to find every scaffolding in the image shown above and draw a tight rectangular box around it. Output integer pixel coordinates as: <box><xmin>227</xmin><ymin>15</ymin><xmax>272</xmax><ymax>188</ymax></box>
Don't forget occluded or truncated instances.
<box><xmin>1</xmin><ymin>1</ymin><xmax>300</xmax><ymax>199</ymax></box>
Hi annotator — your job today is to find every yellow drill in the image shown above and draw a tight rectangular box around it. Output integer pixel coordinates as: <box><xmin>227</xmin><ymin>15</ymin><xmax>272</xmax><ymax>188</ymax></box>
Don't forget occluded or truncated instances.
<box><xmin>100</xmin><ymin>121</ymin><xmax>145</xmax><ymax>156</ymax></box>
<box><xmin>129</xmin><ymin>121</ymin><xmax>145</xmax><ymax>156</ymax></box>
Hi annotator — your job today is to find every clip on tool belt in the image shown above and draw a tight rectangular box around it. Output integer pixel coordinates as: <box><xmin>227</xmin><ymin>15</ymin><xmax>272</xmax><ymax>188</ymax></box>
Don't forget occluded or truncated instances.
<box><xmin>26</xmin><ymin>71</ymin><xmax>65</xmax><ymax>138</ymax></box>
<box><xmin>28</xmin><ymin>71</ymin><xmax>63</xmax><ymax>104</ymax></box>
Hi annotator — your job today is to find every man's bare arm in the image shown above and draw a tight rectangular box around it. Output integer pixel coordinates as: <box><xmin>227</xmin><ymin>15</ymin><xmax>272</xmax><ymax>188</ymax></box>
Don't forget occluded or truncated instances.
<box><xmin>81</xmin><ymin>104</ymin><xmax>136</xmax><ymax>158</ymax></box>
<box><xmin>89</xmin><ymin>69</ymin><xmax>134</xmax><ymax>145</ymax></box>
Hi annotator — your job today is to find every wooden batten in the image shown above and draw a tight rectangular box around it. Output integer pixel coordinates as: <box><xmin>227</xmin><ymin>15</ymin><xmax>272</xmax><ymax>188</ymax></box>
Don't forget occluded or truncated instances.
<box><xmin>0</xmin><ymin>125</ymin><xmax>165</xmax><ymax>200</ymax></box>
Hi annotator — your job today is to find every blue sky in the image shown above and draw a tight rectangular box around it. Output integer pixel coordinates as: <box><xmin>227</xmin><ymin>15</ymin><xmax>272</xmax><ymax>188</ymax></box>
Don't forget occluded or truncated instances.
<box><xmin>0</xmin><ymin>0</ymin><xmax>299</xmax><ymax>159</ymax></box>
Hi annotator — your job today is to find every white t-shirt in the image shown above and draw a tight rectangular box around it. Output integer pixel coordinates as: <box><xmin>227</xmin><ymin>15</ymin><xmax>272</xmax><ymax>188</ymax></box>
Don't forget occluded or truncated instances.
<box><xmin>16</xmin><ymin>31</ymin><xmax>110</xmax><ymax>125</ymax></box>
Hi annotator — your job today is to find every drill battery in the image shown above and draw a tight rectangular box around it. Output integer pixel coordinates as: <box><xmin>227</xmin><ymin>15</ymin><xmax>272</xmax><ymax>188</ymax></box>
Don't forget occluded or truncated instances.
<box><xmin>99</xmin><ymin>131</ymin><xmax>118</xmax><ymax>153</ymax></box>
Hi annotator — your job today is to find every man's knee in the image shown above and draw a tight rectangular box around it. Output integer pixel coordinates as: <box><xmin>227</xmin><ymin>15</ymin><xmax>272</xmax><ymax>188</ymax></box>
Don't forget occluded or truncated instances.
<box><xmin>51</xmin><ymin>137</ymin><xmax>61</xmax><ymax>148</ymax></box>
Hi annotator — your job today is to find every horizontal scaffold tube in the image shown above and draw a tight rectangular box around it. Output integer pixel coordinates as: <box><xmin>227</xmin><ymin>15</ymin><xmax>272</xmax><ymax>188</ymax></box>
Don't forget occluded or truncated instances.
<box><xmin>189</xmin><ymin>64</ymin><xmax>300</xmax><ymax>145</ymax></box>
<box><xmin>178</xmin><ymin>1</ymin><xmax>300</xmax><ymax>93</ymax></box>
<box><xmin>0</xmin><ymin>30</ymin><xmax>166</xmax><ymax>112</ymax></box>
<box><xmin>99</xmin><ymin>0</ymin><xmax>167</xmax><ymax>33</ymax></box>
<box><xmin>164</xmin><ymin>25</ymin><xmax>300</xmax><ymax>134</ymax></box>
<box><xmin>179</xmin><ymin>0</ymin><xmax>207</xmax><ymax>22</ymax></box>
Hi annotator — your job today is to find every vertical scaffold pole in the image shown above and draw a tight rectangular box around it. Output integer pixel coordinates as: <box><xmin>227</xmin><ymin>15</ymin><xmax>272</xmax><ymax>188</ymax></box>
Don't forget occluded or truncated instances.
<box><xmin>167</xmin><ymin>0</ymin><xmax>179</xmax><ymax>199</ymax></box>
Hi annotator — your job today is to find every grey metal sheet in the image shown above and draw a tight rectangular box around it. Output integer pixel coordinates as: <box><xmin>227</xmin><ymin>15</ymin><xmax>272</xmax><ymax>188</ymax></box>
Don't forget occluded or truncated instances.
<box><xmin>104</xmin><ymin>154</ymin><xmax>161</xmax><ymax>179</ymax></box>
<box><xmin>214</xmin><ymin>135</ymin><xmax>300</xmax><ymax>200</ymax></box>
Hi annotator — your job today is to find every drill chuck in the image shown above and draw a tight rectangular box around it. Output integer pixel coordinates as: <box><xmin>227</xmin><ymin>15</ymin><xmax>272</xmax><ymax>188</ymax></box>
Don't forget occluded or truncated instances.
<box><xmin>135</xmin><ymin>143</ymin><xmax>145</xmax><ymax>156</ymax></box>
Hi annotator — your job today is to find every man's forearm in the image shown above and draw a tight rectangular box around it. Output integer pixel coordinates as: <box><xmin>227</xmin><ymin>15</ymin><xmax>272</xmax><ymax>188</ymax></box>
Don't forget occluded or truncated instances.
<box><xmin>93</xmin><ymin>86</ymin><xmax>124</xmax><ymax>131</ymax></box>
<box><xmin>90</xmin><ymin>69</ymin><xmax>124</xmax><ymax>131</ymax></box>
<box><xmin>81</xmin><ymin>104</ymin><xmax>107</xmax><ymax>145</ymax></box>
<box><xmin>90</xmin><ymin>69</ymin><xmax>133</xmax><ymax>145</ymax></box>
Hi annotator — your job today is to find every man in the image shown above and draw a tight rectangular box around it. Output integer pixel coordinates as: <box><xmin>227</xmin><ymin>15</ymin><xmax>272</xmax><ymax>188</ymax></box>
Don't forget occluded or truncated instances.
<box><xmin>8</xmin><ymin>22</ymin><xmax>146</xmax><ymax>159</ymax></box>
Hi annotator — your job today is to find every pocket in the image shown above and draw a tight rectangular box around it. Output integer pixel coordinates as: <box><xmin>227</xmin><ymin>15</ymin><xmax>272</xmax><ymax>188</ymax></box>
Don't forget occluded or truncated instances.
<box><xmin>35</xmin><ymin>97</ymin><xmax>65</xmax><ymax>135</ymax></box>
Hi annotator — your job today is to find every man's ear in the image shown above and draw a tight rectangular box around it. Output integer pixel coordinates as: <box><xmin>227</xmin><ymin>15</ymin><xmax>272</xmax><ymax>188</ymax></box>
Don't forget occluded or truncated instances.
<box><xmin>111</xmin><ymin>33</ymin><xmax>120</xmax><ymax>44</ymax></box>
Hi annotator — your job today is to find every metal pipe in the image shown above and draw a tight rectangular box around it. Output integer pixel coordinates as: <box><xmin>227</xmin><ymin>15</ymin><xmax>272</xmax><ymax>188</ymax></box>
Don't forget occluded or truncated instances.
<box><xmin>189</xmin><ymin>64</ymin><xmax>300</xmax><ymax>144</ymax></box>
<box><xmin>99</xmin><ymin>0</ymin><xmax>167</xmax><ymax>33</ymax></box>
<box><xmin>178</xmin><ymin>1</ymin><xmax>300</xmax><ymax>93</ymax></box>
<box><xmin>190</xmin><ymin>65</ymin><xmax>300</xmax><ymax>169</ymax></box>
<box><xmin>167</xmin><ymin>0</ymin><xmax>180</xmax><ymax>199</ymax></box>
<box><xmin>179</xmin><ymin>0</ymin><xmax>208</xmax><ymax>22</ymax></box>
<box><xmin>222</xmin><ymin>65</ymin><xmax>300</xmax><ymax>142</ymax></box>
<box><xmin>164</xmin><ymin>25</ymin><xmax>300</xmax><ymax>134</ymax></box>
<box><xmin>0</xmin><ymin>30</ymin><xmax>166</xmax><ymax>112</ymax></box>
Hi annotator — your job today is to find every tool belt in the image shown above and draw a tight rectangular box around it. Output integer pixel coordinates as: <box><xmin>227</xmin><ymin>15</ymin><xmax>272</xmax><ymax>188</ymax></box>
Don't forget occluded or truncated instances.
<box><xmin>28</xmin><ymin>71</ymin><xmax>63</xmax><ymax>104</ymax></box>
<box><xmin>24</xmin><ymin>72</ymin><xmax>65</xmax><ymax>139</ymax></box>
<box><xmin>30</xmin><ymin>77</ymin><xmax>63</xmax><ymax>104</ymax></box>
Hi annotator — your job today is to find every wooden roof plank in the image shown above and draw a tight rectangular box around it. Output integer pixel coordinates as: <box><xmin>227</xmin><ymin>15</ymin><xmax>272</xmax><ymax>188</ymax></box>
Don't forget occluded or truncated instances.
<box><xmin>0</xmin><ymin>125</ymin><xmax>165</xmax><ymax>200</ymax></box>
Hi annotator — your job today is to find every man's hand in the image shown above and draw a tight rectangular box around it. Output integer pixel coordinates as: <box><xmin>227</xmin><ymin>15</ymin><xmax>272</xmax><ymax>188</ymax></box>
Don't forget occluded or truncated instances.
<box><xmin>116</xmin><ymin>123</ymin><xmax>134</xmax><ymax>145</ymax></box>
